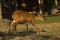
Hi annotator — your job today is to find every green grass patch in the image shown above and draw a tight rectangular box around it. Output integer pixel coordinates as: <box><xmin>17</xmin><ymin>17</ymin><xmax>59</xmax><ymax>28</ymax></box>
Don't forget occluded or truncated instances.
<box><xmin>35</xmin><ymin>15</ymin><xmax>60</xmax><ymax>24</ymax></box>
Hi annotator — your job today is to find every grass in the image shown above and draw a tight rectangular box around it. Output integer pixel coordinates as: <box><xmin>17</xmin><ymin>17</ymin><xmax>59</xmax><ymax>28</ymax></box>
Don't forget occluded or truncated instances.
<box><xmin>35</xmin><ymin>15</ymin><xmax>60</xmax><ymax>24</ymax></box>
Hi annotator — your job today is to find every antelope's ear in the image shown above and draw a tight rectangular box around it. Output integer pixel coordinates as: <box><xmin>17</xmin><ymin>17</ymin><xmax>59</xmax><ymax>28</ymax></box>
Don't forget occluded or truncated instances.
<box><xmin>37</xmin><ymin>12</ymin><xmax>42</xmax><ymax>16</ymax></box>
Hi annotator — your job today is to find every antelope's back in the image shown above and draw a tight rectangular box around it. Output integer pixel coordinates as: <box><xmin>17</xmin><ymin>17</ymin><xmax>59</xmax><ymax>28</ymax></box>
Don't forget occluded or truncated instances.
<box><xmin>12</xmin><ymin>10</ymin><xmax>34</xmax><ymax>22</ymax></box>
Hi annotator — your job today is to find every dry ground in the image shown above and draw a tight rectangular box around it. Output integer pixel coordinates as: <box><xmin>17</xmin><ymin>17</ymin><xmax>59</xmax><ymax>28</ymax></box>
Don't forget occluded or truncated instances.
<box><xmin>0</xmin><ymin>19</ymin><xmax>60</xmax><ymax>40</ymax></box>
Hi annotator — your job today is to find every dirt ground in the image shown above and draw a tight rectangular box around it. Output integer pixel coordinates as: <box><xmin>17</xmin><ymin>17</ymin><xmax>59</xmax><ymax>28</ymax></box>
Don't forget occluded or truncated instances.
<box><xmin>0</xmin><ymin>19</ymin><xmax>60</xmax><ymax>40</ymax></box>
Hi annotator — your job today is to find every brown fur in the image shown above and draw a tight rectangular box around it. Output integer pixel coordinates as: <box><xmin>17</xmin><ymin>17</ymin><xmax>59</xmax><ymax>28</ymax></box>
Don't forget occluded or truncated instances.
<box><xmin>12</xmin><ymin>10</ymin><xmax>35</xmax><ymax>23</ymax></box>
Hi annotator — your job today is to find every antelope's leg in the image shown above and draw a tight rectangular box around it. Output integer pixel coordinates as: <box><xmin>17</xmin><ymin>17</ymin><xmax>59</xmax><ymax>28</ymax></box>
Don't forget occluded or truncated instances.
<box><xmin>26</xmin><ymin>22</ymin><xmax>28</xmax><ymax>32</ymax></box>
<box><xmin>10</xmin><ymin>20</ymin><xmax>16</xmax><ymax>26</ymax></box>
<box><xmin>31</xmin><ymin>21</ymin><xmax>40</xmax><ymax>35</ymax></box>
<box><xmin>9</xmin><ymin>21</ymin><xmax>11</xmax><ymax>34</ymax></box>
<box><xmin>31</xmin><ymin>21</ymin><xmax>39</xmax><ymax>32</ymax></box>
<box><xmin>9</xmin><ymin>20</ymin><xmax>16</xmax><ymax>33</ymax></box>
<box><xmin>13</xmin><ymin>23</ymin><xmax>17</xmax><ymax>34</ymax></box>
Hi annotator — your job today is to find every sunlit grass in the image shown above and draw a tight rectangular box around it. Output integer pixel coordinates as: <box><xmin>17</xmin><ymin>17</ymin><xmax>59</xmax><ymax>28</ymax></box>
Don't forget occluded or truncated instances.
<box><xmin>35</xmin><ymin>15</ymin><xmax>60</xmax><ymax>24</ymax></box>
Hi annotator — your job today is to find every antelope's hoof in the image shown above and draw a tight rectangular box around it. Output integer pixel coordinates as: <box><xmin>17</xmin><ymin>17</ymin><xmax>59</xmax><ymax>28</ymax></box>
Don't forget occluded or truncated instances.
<box><xmin>41</xmin><ymin>29</ymin><xmax>47</xmax><ymax>32</ymax></box>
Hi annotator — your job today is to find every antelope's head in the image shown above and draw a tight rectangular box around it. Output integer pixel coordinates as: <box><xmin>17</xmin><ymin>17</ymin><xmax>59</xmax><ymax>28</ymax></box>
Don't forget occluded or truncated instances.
<box><xmin>35</xmin><ymin>13</ymin><xmax>45</xmax><ymax>21</ymax></box>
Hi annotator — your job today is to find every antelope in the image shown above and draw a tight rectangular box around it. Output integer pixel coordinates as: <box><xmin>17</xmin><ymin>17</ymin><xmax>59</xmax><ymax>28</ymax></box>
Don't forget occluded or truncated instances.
<box><xmin>9</xmin><ymin>10</ymin><xmax>45</xmax><ymax>34</ymax></box>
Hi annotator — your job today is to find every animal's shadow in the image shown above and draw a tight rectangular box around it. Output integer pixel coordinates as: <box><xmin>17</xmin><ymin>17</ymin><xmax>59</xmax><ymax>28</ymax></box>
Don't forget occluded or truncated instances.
<box><xmin>8</xmin><ymin>29</ymin><xmax>37</xmax><ymax>37</ymax></box>
<box><xmin>0</xmin><ymin>31</ymin><xmax>60</xmax><ymax>40</ymax></box>
<box><xmin>0</xmin><ymin>31</ymin><xmax>6</xmax><ymax>37</ymax></box>
<box><xmin>0</xmin><ymin>30</ymin><xmax>36</xmax><ymax>40</ymax></box>
<box><xmin>0</xmin><ymin>30</ymin><xmax>37</xmax><ymax>36</ymax></box>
